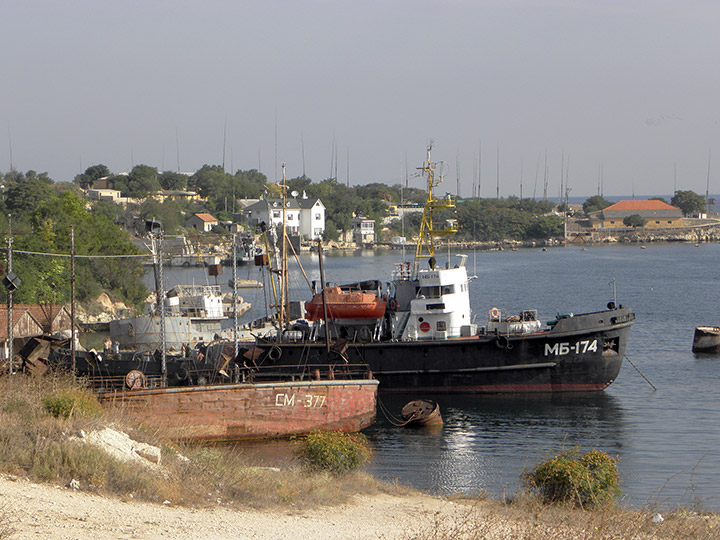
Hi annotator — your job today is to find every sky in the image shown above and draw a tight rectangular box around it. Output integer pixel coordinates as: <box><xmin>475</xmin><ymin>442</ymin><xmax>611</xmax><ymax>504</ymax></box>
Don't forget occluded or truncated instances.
<box><xmin>2</xmin><ymin>0</ymin><xmax>720</xmax><ymax>198</ymax></box>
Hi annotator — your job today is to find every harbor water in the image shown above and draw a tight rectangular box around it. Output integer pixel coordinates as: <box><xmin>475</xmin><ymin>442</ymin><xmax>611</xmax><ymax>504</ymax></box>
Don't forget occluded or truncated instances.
<box><xmin>155</xmin><ymin>243</ymin><xmax>720</xmax><ymax>510</ymax></box>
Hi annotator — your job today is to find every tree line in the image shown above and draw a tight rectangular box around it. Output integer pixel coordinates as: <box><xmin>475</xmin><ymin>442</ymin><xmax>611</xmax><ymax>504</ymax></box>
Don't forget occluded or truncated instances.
<box><xmin>0</xmin><ymin>169</ymin><xmax>146</xmax><ymax>307</ymax></box>
<box><xmin>5</xmin><ymin>160</ymin><xmax>709</xmax><ymax>308</ymax></box>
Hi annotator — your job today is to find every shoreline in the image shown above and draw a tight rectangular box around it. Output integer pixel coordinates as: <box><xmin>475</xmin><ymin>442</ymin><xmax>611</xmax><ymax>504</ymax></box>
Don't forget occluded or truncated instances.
<box><xmin>0</xmin><ymin>474</ymin><xmax>470</xmax><ymax>540</ymax></box>
<box><xmin>2</xmin><ymin>474</ymin><xmax>717</xmax><ymax>540</ymax></box>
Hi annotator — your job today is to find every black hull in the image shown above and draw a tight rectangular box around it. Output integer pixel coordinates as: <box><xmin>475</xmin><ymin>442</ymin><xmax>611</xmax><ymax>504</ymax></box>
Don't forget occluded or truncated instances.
<box><xmin>244</xmin><ymin>306</ymin><xmax>634</xmax><ymax>394</ymax></box>
<box><xmin>47</xmin><ymin>306</ymin><xmax>633</xmax><ymax>395</ymax></box>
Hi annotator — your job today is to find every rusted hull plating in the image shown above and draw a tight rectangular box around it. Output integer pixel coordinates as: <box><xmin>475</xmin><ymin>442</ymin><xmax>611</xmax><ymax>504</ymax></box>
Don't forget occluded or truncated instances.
<box><xmin>98</xmin><ymin>379</ymin><xmax>378</xmax><ymax>442</ymax></box>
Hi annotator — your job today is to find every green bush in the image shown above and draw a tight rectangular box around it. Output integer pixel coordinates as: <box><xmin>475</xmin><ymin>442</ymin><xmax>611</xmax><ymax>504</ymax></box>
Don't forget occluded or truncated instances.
<box><xmin>524</xmin><ymin>448</ymin><xmax>621</xmax><ymax>508</ymax></box>
<box><xmin>42</xmin><ymin>389</ymin><xmax>102</xmax><ymax>419</ymax></box>
<box><xmin>295</xmin><ymin>431</ymin><xmax>371</xmax><ymax>475</ymax></box>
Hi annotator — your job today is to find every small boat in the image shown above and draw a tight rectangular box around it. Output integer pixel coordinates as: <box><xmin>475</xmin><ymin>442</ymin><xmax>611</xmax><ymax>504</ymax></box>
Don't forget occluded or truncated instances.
<box><xmin>304</xmin><ymin>283</ymin><xmax>386</xmax><ymax>321</ymax></box>
<box><xmin>228</xmin><ymin>279</ymin><xmax>263</xmax><ymax>289</ymax></box>
<box><xmin>692</xmin><ymin>326</ymin><xmax>720</xmax><ymax>353</ymax></box>
<box><xmin>401</xmin><ymin>399</ymin><xmax>442</xmax><ymax>427</ymax></box>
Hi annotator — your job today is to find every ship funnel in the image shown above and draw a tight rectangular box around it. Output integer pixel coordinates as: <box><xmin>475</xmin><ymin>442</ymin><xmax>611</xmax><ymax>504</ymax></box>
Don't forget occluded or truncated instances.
<box><xmin>456</xmin><ymin>254</ymin><xmax>468</xmax><ymax>268</ymax></box>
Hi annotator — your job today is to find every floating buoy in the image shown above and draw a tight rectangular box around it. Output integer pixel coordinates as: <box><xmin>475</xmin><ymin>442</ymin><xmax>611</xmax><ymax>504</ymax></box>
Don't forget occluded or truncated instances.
<box><xmin>401</xmin><ymin>399</ymin><xmax>442</xmax><ymax>427</ymax></box>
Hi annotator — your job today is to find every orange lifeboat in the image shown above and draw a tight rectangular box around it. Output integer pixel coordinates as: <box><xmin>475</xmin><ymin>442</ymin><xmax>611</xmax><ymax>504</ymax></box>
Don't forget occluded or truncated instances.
<box><xmin>304</xmin><ymin>287</ymin><xmax>387</xmax><ymax>321</ymax></box>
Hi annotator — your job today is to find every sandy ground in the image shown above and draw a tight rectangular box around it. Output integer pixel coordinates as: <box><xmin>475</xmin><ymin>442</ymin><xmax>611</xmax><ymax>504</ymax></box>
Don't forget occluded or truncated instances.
<box><xmin>0</xmin><ymin>474</ymin><xmax>477</xmax><ymax>540</ymax></box>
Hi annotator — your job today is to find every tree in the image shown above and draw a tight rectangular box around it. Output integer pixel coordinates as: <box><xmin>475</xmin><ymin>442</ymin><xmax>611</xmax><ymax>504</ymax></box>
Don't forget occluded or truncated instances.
<box><xmin>0</xmin><ymin>189</ymin><xmax>146</xmax><ymax>307</ymax></box>
<box><xmin>5</xmin><ymin>177</ymin><xmax>54</xmax><ymax>213</ymax></box>
<box><xmin>138</xmin><ymin>198</ymin><xmax>187</xmax><ymax>235</ymax></box>
<box><xmin>671</xmin><ymin>190</ymin><xmax>705</xmax><ymax>216</ymax></box>
<box><xmin>158</xmin><ymin>171</ymin><xmax>188</xmax><ymax>191</ymax></box>
<box><xmin>124</xmin><ymin>165</ymin><xmax>161</xmax><ymax>198</ymax></box>
<box><xmin>623</xmin><ymin>214</ymin><xmax>647</xmax><ymax>228</ymax></box>
<box><xmin>91</xmin><ymin>200</ymin><xmax>123</xmax><ymax>224</ymax></box>
<box><xmin>74</xmin><ymin>164</ymin><xmax>110</xmax><ymax>187</ymax></box>
<box><xmin>454</xmin><ymin>198</ymin><xmax>560</xmax><ymax>242</ymax></box>
<box><xmin>582</xmin><ymin>195</ymin><xmax>613</xmax><ymax>215</ymax></box>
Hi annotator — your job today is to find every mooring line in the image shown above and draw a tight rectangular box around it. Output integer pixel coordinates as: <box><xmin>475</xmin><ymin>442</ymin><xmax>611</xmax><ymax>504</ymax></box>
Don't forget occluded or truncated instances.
<box><xmin>377</xmin><ymin>396</ymin><xmax>410</xmax><ymax>427</ymax></box>
<box><xmin>624</xmin><ymin>354</ymin><xmax>657</xmax><ymax>391</ymax></box>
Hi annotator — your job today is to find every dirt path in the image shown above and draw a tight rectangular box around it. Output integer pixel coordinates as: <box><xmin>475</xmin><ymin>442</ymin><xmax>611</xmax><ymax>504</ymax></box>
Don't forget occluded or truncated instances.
<box><xmin>0</xmin><ymin>474</ymin><xmax>473</xmax><ymax>540</ymax></box>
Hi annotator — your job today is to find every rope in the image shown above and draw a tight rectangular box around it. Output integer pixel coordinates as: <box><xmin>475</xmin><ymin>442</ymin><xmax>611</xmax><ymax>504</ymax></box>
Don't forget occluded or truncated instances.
<box><xmin>12</xmin><ymin>249</ymin><xmax>149</xmax><ymax>259</ymax></box>
<box><xmin>624</xmin><ymin>354</ymin><xmax>657</xmax><ymax>391</ymax></box>
<box><xmin>377</xmin><ymin>396</ymin><xmax>414</xmax><ymax>427</ymax></box>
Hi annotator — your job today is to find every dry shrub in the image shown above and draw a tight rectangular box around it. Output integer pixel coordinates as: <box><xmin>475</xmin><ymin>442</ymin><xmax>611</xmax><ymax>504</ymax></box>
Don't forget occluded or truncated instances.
<box><xmin>42</xmin><ymin>387</ymin><xmax>101</xmax><ymax>419</ymax></box>
<box><xmin>524</xmin><ymin>448</ymin><xmax>620</xmax><ymax>508</ymax></box>
<box><xmin>294</xmin><ymin>431</ymin><xmax>371</xmax><ymax>474</ymax></box>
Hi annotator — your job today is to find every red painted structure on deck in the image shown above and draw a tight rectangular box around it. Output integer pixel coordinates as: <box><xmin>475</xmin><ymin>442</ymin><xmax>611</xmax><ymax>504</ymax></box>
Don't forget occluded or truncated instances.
<box><xmin>98</xmin><ymin>379</ymin><xmax>378</xmax><ymax>442</ymax></box>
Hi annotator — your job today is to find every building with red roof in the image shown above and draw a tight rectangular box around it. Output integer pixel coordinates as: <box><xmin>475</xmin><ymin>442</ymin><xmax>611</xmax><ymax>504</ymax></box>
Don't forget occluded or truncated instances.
<box><xmin>591</xmin><ymin>200</ymin><xmax>685</xmax><ymax>229</ymax></box>
<box><xmin>185</xmin><ymin>212</ymin><xmax>219</xmax><ymax>232</ymax></box>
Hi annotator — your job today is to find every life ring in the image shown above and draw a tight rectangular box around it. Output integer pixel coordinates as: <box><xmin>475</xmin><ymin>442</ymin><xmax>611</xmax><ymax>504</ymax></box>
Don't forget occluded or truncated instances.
<box><xmin>125</xmin><ymin>370</ymin><xmax>145</xmax><ymax>390</ymax></box>
<box><xmin>174</xmin><ymin>366</ymin><xmax>189</xmax><ymax>383</ymax></box>
<box><xmin>489</xmin><ymin>307</ymin><xmax>501</xmax><ymax>320</ymax></box>
<box><xmin>223</xmin><ymin>344</ymin><xmax>235</xmax><ymax>358</ymax></box>
<box><xmin>268</xmin><ymin>346</ymin><xmax>282</xmax><ymax>361</ymax></box>
<box><xmin>388</xmin><ymin>298</ymin><xmax>398</xmax><ymax>311</ymax></box>
<box><xmin>358</xmin><ymin>326</ymin><xmax>373</xmax><ymax>342</ymax></box>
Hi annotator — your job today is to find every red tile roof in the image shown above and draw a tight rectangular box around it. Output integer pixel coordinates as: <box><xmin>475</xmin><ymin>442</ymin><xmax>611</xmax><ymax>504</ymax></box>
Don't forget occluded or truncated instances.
<box><xmin>603</xmin><ymin>200</ymin><xmax>679</xmax><ymax>212</ymax></box>
<box><xmin>193</xmin><ymin>213</ymin><xmax>218</xmax><ymax>222</ymax></box>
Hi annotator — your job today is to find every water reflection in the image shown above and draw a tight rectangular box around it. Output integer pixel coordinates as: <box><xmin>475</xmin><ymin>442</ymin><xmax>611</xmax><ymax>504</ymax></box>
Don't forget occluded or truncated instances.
<box><xmin>365</xmin><ymin>393</ymin><xmax>626</xmax><ymax>497</ymax></box>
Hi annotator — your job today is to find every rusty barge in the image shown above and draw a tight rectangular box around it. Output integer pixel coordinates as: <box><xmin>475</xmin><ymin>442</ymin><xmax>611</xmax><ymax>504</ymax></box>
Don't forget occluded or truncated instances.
<box><xmin>97</xmin><ymin>378</ymin><xmax>378</xmax><ymax>443</ymax></box>
<box><xmin>24</xmin><ymin>340</ymin><xmax>378</xmax><ymax>442</ymax></box>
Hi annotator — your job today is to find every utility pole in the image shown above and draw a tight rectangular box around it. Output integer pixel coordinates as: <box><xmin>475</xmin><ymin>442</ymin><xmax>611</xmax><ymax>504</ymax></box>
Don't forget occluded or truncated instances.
<box><xmin>496</xmin><ymin>144</ymin><xmax>500</xmax><ymax>199</ymax></box>
<box><xmin>70</xmin><ymin>225</ymin><xmax>76</xmax><ymax>374</ymax></box>
<box><xmin>147</xmin><ymin>220</ymin><xmax>166</xmax><ymax>386</ymax></box>
<box><xmin>232</xmin><ymin>232</ymin><xmax>238</xmax><ymax>364</ymax></box>
<box><xmin>6</xmin><ymin>215</ymin><xmax>13</xmax><ymax>373</ymax></box>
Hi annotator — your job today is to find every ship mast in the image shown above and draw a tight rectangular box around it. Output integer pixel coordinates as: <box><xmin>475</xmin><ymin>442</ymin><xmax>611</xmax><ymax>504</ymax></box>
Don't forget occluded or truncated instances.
<box><xmin>279</xmin><ymin>163</ymin><xmax>290</xmax><ymax>337</ymax></box>
<box><xmin>412</xmin><ymin>143</ymin><xmax>457</xmax><ymax>277</ymax></box>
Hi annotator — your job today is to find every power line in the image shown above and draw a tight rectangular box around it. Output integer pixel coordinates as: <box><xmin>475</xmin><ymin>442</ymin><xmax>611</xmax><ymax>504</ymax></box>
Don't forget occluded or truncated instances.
<box><xmin>11</xmin><ymin>250</ymin><xmax>150</xmax><ymax>259</ymax></box>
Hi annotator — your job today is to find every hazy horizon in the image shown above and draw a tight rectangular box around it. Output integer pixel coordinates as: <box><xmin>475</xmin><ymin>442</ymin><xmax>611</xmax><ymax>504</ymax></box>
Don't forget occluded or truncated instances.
<box><xmin>2</xmin><ymin>1</ymin><xmax>719</xmax><ymax>198</ymax></box>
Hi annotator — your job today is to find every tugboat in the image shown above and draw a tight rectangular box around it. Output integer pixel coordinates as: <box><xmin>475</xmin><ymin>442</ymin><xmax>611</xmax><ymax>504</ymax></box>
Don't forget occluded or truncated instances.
<box><xmin>230</xmin><ymin>144</ymin><xmax>635</xmax><ymax>394</ymax></box>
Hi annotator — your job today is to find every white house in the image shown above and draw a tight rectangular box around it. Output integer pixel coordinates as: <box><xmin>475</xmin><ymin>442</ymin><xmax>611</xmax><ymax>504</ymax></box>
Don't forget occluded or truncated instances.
<box><xmin>297</xmin><ymin>194</ymin><xmax>325</xmax><ymax>240</ymax></box>
<box><xmin>240</xmin><ymin>194</ymin><xmax>325</xmax><ymax>239</ymax></box>
<box><xmin>352</xmin><ymin>217</ymin><xmax>375</xmax><ymax>244</ymax></box>
<box><xmin>186</xmin><ymin>213</ymin><xmax>218</xmax><ymax>232</ymax></box>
